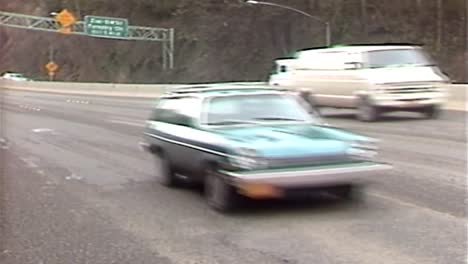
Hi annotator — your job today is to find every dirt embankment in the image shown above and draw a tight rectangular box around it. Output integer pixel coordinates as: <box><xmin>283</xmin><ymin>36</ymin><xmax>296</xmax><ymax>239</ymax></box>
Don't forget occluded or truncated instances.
<box><xmin>0</xmin><ymin>0</ymin><xmax>466</xmax><ymax>83</ymax></box>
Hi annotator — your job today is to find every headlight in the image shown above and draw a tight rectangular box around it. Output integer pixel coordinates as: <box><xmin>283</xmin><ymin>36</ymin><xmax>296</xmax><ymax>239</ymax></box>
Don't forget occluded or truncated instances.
<box><xmin>229</xmin><ymin>148</ymin><xmax>268</xmax><ymax>170</ymax></box>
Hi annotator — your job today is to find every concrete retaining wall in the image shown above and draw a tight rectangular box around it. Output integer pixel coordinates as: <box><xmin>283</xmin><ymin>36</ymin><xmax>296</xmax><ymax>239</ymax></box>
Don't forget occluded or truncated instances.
<box><xmin>0</xmin><ymin>80</ymin><xmax>178</xmax><ymax>98</ymax></box>
<box><xmin>0</xmin><ymin>80</ymin><xmax>466</xmax><ymax>110</ymax></box>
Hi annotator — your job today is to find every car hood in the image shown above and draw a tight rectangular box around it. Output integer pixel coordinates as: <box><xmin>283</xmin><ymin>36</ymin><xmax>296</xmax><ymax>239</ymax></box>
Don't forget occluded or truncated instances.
<box><xmin>213</xmin><ymin>123</ymin><xmax>369</xmax><ymax>158</ymax></box>
<box><xmin>361</xmin><ymin>66</ymin><xmax>446</xmax><ymax>84</ymax></box>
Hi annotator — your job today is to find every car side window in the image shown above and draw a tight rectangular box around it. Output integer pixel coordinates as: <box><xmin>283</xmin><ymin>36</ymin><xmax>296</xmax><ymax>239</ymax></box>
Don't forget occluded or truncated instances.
<box><xmin>150</xmin><ymin>97</ymin><xmax>200</xmax><ymax>127</ymax></box>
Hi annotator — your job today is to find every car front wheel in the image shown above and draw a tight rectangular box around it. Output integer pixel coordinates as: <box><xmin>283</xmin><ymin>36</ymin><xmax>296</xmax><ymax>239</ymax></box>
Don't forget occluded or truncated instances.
<box><xmin>154</xmin><ymin>152</ymin><xmax>179</xmax><ymax>187</ymax></box>
<box><xmin>204</xmin><ymin>167</ymin><xmax>238</xmax><ymax>212</ymax></box>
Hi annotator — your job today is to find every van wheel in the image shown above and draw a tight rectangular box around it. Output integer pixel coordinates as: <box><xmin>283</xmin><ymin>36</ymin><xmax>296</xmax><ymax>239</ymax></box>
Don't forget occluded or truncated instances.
<box><xmin>357</xmin><ymin>99</ymin><xmax>380</xmax><ymax>122</ymax></box>
<box><xmin>154</xmin><ymin>152</ymin><xmax>179</xmax><ymax>187</ymax></box>
<box><xmin>422</xmin><ymin>105</ymin><xmax>441</xmax><ymax>119</ymax></box>
<box><xmin>204</xmin><ymin>167</ymin><xmax>238</xmax><ymax>212</ymax></box>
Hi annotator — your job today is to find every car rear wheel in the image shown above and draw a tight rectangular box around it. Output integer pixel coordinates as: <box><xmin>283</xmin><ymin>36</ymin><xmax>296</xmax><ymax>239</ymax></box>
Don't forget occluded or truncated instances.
<box><xmin>204</xmin><ymin>167</ymin><xmax>238</xmax><ymax>212</ymax></box>
<box><xmin>357</xmin><ymin>98</ymin><xmax>380</xmax><ymax>122</ymax></box>
<box><xmin>329</xmin><ymin>184</ymin><xmax>365</xmax><ymax>202</ymax></box>
<box><xmin>154</xmin><ymin>152</ymin><xmax>179</xmax><ymax>187</ymax></box>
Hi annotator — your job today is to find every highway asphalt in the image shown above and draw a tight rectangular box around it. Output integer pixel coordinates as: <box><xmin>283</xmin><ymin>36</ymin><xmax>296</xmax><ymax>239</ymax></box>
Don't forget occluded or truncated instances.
<box><xmin>0</xmin><ymin>89</ymin><xmax>466</xmax><ymax>264</ymax></box>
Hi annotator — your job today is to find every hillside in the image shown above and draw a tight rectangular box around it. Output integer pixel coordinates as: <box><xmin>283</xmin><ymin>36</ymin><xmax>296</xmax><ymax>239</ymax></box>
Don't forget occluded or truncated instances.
<box><xmin>0</xmin><ymin>0</ymin><xmax>466</xmax><ymax>83</ymax></box>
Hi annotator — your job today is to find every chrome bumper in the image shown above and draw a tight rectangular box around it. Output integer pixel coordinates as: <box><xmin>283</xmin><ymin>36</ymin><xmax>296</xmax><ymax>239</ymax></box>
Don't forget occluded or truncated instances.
<box><xmin>372</xmin><ymin>92</ymin><xmax>446</xmax><ymax>108</ymax></box>
<box><xmin>221</xmin><ymin>163</ymin><xmax>392</xmax><ymax>188</ymax></box>
<box><xmin>374</xmin><ymin>99</ymin><xmax>444</xmax><ymax>108</ymax></box>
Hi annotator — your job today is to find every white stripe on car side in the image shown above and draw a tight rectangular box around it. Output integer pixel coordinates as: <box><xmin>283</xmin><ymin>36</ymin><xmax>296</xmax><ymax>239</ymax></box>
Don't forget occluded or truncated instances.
<box><xmin>144</xmin><ymin>121</ymin><xmax>232</xmax><ymax>158</ymax></box>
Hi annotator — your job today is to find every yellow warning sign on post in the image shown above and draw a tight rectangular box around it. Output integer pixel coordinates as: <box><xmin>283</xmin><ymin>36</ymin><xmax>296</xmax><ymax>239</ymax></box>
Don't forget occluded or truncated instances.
<box><xmin>55</xmin><ymin>9</ymin><xmax>76</xmax><ymax>34</ymax></box>
<box><xmin>46</xmin><ymin>61</ymin><xmax>59</xmax><ymax>73</ymax></box>
<box><xmin>45</xmin><ymin>61</ymin><xmax>59</xmax><ymax>81</ymax></box>
<box><xmin>59</xmin><ymin>27</ymin><xmax>72</xmax><ymax>34</ymax></box>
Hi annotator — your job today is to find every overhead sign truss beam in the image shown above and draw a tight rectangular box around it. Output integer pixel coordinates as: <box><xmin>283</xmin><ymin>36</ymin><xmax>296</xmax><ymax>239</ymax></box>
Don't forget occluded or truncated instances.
<box><xmin>0</xmin><ymin>12</ymin><xmax>59</xmax><ymax>32</ymax></box>
<box><xmin>0</xmin><ymin>11</ymin><xmax>175</xmax><ymax>69</ymax></box>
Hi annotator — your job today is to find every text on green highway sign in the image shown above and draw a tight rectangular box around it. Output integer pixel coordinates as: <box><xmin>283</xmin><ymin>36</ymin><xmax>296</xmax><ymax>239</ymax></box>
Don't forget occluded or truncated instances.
<box><xmin>85</xmin><ymin>15</ymin><xmax>128</xmax><ymax>38</ymax></box>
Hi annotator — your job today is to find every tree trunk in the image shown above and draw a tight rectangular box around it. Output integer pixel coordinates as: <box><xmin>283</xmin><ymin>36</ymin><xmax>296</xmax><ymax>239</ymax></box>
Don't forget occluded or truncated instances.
<box><xmin>465</xmin><ymin>0</ymin><xmax>468</xmax><ymax>82</ymax></box>
<box><xmin>361</xmin><ymin>0</ymin><xmax>368</xmax><ymax>39</ymax></box>
<box><xmin>436</xmin><ymin>0</ymin><xmax>443</xmax><ymax>51</ymax></box>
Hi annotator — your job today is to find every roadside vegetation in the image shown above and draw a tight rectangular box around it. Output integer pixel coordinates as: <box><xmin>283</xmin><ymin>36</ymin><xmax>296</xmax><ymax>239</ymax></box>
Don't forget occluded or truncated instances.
<box><xmin>0</xmin><ymin>0</ymin><xmax>465</xmax><ymax>82</ymax></box>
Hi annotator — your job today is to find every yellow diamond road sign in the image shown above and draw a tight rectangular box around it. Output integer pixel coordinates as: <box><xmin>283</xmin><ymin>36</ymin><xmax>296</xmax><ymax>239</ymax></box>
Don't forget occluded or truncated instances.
<box><xmin>46</xmin><ymin>61</ymin><xmax>59</xmax><ymax>73</ymax></box>
<box><xmin>55</xmin><ymin>9</ymin><xmax>76</xmax><ymax>28</ymax></box>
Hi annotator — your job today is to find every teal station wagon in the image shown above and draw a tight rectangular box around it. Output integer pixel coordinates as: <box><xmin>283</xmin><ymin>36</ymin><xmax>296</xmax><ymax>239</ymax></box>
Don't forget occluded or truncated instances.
<box><xmin>141</xmin><ymin>83</ymin><xmax>391</xmax><ymax>211</ymax></box>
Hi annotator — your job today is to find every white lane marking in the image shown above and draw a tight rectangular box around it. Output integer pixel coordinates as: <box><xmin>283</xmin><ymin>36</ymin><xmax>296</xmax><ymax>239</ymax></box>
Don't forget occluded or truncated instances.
<box><xmin>20</xmin><ymin>158</ymin><xmax>39</xmax><ymax>168</ymax></box>
<box><xmin>66</xmin><ymin>99</ymin><xmax>90</xmax><ymax>104</ymax></box>
<box><xmin>32</xmin><ymin>128</ymin><xmax>54</xmax><ymax>133</ymax></box>
<box><xmin>368</xmin><ymin>191</ymin><xmax>463</xmax><ymax>220</ymax></box>
<box><xmin>138</xmin><ymin>141</ymin><xmax>150</xmax><ymax>152</ymax></box>
<box><xmin>108</xmin><ymin>119</ymin><xmax>145</xmax><ymax>127</ymax></box>
<box><xmin>18</xmin><ymin>104</ymin><xmax>41</xmax><ymax>111</ymax></box>
<box><xmin>0</xmin><ymin>138</ymin><xmax>9</xmax><ymax>149</ymax></box>
<box><xmin>65</xmin><ymin>173</ymin><xmax>83</xmax><ymax>181</ymax></box>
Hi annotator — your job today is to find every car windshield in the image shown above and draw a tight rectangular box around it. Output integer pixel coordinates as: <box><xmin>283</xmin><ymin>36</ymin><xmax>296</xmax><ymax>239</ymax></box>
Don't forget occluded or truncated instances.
<box><xmin>204</xmin><ymin>93</ymin><xmax>313</xmax><ymax>125</ymax></box>
<box><xmin>366</xmin><ymin>49</ymin><xmax>434</xmax><ymax>68</ymax></box>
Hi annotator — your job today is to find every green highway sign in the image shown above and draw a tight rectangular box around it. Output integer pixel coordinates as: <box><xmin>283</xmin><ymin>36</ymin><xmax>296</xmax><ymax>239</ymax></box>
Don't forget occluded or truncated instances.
<box><xmin>84</xmin><ymin>15</ymin><xmax>128</xmax><ymax>39</ymax></box>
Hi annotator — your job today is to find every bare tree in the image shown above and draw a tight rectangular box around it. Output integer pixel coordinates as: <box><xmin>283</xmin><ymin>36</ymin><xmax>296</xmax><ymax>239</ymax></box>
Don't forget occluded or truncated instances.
<box><xmin>465</xmin><ymin>0</ymin><xmax>468</xmax><ymax>82</ymax></box>
<box><xmin>436</xmin><ymin>0</ymin><xmax>443</xmax><ymax>51</ymax></box>
<box><xmin>361</xmin><ymin>0</ymin><xmax>368</xmax><ymax>38</ymax></box>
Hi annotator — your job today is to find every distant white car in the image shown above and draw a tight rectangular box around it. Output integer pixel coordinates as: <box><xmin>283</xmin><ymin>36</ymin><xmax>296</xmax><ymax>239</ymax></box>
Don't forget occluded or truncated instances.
<box><xmin>1</xmin><ymin>72</ymin><xmax>32</xmax><ymax>81</ymax></box>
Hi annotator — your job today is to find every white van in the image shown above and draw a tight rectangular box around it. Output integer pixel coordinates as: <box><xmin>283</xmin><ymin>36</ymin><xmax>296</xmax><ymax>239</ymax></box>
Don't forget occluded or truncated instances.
<box><xmin>269</xmin><ymin>45</ymin><xmax>450</xmax><ymax>121</ymax></box>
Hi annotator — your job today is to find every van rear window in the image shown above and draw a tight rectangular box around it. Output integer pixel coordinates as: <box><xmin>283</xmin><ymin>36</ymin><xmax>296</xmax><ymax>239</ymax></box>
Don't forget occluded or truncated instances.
<box><xmin>366</xmin><ymin>49</ymin><xmax>434</xmax><ymax>69</ymax></box>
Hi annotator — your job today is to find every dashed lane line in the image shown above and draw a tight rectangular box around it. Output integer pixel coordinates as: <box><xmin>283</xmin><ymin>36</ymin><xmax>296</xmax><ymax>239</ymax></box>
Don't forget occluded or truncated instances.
<box><xmin>18</xmin><ymin>104</ymin><xmax>41</xmax><ymax>111</ymax></box>
<box><xmin>66</xmin><ymin>99</ymin><xmax>90</xmax><ymax>104</ymax></box>
<box><xmin>108</xmin><ymin>119</ymin><xmax>146</xmax><ymax>127</ymax></box>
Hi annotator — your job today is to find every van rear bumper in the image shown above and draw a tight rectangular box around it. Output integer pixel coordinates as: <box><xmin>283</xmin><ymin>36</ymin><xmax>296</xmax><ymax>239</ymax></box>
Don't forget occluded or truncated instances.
<box><xmin>372</xmin><ymin>92</ymin><xmax>446</xmax><ymax>108</ymax></box>
<box><xmin>374</xmin><ymin>99</ymin><xmax>444</xmax><ymax>108</ymax></box>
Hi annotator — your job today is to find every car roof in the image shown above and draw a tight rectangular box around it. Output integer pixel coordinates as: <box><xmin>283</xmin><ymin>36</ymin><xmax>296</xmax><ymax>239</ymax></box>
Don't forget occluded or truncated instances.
<box><xmin>297</xmin><ymin>44</ymin><xmax>419</xmax><ymax>55</ymax></box>
<box><xmin>162</xmin><ymin>82</ymin><xmax>288</xmax><ymax>98</ymax></box>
